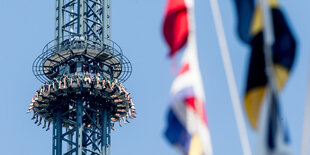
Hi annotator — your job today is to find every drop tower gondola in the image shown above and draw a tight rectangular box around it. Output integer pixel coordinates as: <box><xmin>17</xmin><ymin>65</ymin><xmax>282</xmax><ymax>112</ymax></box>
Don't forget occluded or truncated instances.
<box><xmin>29</xmin><ymin>0</ymin><xmax>134</xmax><ymax>155</ymax></box>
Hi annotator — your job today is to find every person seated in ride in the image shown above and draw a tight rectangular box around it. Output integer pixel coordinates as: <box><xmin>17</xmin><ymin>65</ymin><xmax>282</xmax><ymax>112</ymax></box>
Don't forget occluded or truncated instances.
<box><xmin>123</xmin><ymin>92</ymin><xmax>131</xmax><ymax>102</ymax></box>
<box><xmin>122</xmin><ymin>116</ymin><xmax>127</xmax><ymax>125</ymax></box>
<box><xmin>45</xmin><ymin>81</ymin><xmax>51</xmax><ymax>92</ymax></box>
<box><xmin>27</xmin><ymin>97</ymin><xmax>34</xmax><ymax>113</ymax></box>
<box><xmin>119</xmin><ymin>113</ymin><xmax>129</xmax><ymax>126</ymax></box>
<box><xmin>105</xmin><ymin>75</ymin><xmax>112</xmax><ymax>90</ymax></box>
<box><xmin>114</xmin><ymin>98</ymin><xmax>123</xmax><ymax>103</ymax></box>
<box><xmin>122</xmin><ymin>88</ymin><xmax>130</xmax><ymax>98</ymax></box>
<box><xmin>83</xmin><ymin>71</ymin><xmax>91</xmax><ymax>84</ymax></box>
<box><xmin>111</xmin><ymin>116</ymin><xmax>119</xmax><ymax>130</ymax></box>
<box><xmin>69</xmin><ymin>73</ymin><xmax>78</xmax><ymax>87</ymax></box>
<box><xmin>95</xmin><ymin>72</ymin><xmax>105</xmax><ymax>88</ymax></box>
<box><xmin>125</xmin><ymin>88</ymin><xmax>130</xmax><ymax>100</ymax></box>
<box><xmin>59</xmin><ymin>74</ymin><xmax>68</xmax><ymax>88</ymax></box>
<box><xmin>27</xmin><ymin>94</ymin><xmax>38</xmax><ymax>120</ymax></box>
<box><xmin>34</xmin><ymin>113</ymin><xmax>39</xmax><ymax>124</ymax></box>
<box><xmin>114</xmin><ymin>113</ymin><xmax>122</xmax><ymax>119</ymax></box>
<box><xmin>129</xmin><ymin>98</ymin><xmax>136</xmax><ymax>118</ymax></box>
<box><xmin>111</xmin><ymin>78</ymin><xmax>118</xmax><ymax>90</ymax></box>
<box><xmin>42</xmin><ymin>84</ymin><xmax>48</xmax><ymax>93</ymax></box>
<box><xmin>73</xmin><ymin>72</ymin><xmax>80</xmax><ymax>85</ymax></box>
<box><xmin>125</xmin><ymin>112</ymin><xmax>130</xmax><ymax>123</ymax></box>
<box><xmin>119</xmin><ymin>119</ymin><xmax>123</xmax><ymax>127</ymax></box>
<box><xmin>101</xmin><ymin>74</ymin><xmax>106</xmax><ymax>88</ymax></box>
<box><xmin>114</xmin><ymin>109</ymin><xmax>127</xmax><ymax>127</ymax></box>
<box><xmin>69</xmin><ymin>74</ymin><xmax>74</xmax><ymax>86</ymax></box>
<box><xmin>39</xmin><ymin>85</ymin><xmax>45</xmax><ymax>94</ymax></box>
<box><xmin>53</xmin><ymin>77</ymin><xmax>60</xmax><ymax>89</ymax></box>
<box><xmin>91</xmin><ymin>74</ymin><xmax>95</xmax><ymax>86</ymax></box>
<box><xmin>117</xmin><ymin>82</ymin><xmax>125</xmax><ymax>93</ymax></box>
<box><xmin>42</xmin><ymin>117</ymin><xmax>52</xmax><ymax>131</ymax></box>
<box><xmin>111</xmin><ymin>123</ymin><xmax>115</xmax><ymax>130</ymax></box>
<box><xmin>37</xmin><ymin>116</ymin><xmax>43</xmax><ymax>126</ymax></box>
<box><xmin>34</xmin><ymin>109</ymin><xmax>41</xmax><ymax>124</ymax></box>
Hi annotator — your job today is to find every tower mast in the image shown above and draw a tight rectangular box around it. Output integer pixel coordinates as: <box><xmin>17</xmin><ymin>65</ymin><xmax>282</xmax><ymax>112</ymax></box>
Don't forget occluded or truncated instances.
<box><xmin>30</xmin><ymin>1</ymin><xmax>134</xmax><ymax>155</ymax></box>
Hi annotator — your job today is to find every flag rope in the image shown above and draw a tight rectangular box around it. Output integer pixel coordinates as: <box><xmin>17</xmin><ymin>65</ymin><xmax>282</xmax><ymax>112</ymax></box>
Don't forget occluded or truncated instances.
<box><xmin>260</xmin><ymin>0</ymin><xmax>278</xmax><ymax>97</ymax></box>
<box><xmin>208</xmin><ymin>0</ymin><xmax>252</xmax><ymax>154</ymax></box>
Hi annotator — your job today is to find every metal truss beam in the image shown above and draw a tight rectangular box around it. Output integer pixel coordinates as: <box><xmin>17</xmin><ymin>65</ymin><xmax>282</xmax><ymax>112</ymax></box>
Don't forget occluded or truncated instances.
<box><xmin>52</xmin><ymin>98</ymin><xmax>111</xmax><ymax>155</ymax></box>
<box><xmin>55</xmin><ymin>0</ymin><xmax>111</xmax><ymax>46</ymax></box>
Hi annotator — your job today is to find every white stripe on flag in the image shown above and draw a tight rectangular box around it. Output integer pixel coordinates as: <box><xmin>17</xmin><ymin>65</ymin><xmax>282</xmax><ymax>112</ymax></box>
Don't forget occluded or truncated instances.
<box><xmin>171</xmin><ymin>99</ymin><xmax>212</xmax><ymax>154</ymax></box>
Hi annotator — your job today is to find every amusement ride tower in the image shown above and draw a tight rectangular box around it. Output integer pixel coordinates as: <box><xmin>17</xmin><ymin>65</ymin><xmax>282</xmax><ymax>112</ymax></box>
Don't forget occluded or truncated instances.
<box><xmin>30</xmin><ymin>0</ymin><xmax>133</xmax><ymax>155</ymax></box>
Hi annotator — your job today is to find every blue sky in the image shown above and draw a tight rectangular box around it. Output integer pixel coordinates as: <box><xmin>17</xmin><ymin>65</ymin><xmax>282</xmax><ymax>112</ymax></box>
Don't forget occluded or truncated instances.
<box><xmin>0</xmin><ymin>0</ymin><xmax>309</xmax><ymax>154</ymax></box>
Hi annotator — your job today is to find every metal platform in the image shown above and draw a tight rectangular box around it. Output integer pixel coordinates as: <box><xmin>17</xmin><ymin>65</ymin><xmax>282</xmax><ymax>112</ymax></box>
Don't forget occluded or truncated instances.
<box><xmin>33</xmin><ymin>82</ymin><xmax>131</xmax><ymax>126</ymax></box>
<box><xmin>33</xmin><ymin>36</ymin><xmax>132</xmax><ymax>84</ymax></box>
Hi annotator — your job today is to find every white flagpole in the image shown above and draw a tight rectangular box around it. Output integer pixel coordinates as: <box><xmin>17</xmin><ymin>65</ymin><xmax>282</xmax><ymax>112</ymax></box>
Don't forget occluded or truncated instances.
<box><xmin>301</xmin><ymin>93</ymin><xmax>310</xmax><ymax>155</ymax></box>
<box><xmin>259</xmin><ymin>0</ymin><xmax>292</xmax><ymax>154</ymax></box>
<box><xmin>301</xmin><ymin>71</ymin><xmax>310</xmax><ymax>155</ymax></box>
<box><xmin>208</xmin><ymin>0</ymin><xmax>252</xmax><ymax>155</ymax></box>
<box><xmin>260</xmin><ymin>0</ymin><xmax>277</xmax><ymax>94</ymax></box>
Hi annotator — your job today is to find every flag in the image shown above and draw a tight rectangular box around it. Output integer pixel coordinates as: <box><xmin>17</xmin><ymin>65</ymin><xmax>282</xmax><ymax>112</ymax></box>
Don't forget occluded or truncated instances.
<box><xmin>165</xmin><ymin>35</ymin><xmax>213</xmax><ymax>155</ymax></box>
<box><xmin>233</xmin><ymin>0</ymin><xmax>255</xmax><ymax>43</ymax></box>
<box><xmin>257</xmin><ymin>92</ymin><xmax>290</xmax><ymax>155</ymax></box>
<box><xmin>163</xmin><ymin>0</ymin><xmax>189</xmax><ymax>58</ymax></box>
<box><xmin>164</xmin><ymin>0</ymin><xmax>212</xmax><ymax>154</ymax></box>
<box><xmin>241</xmin><ymin>0</ymin><xmax>296</xmax><ymax>129</ymax></box>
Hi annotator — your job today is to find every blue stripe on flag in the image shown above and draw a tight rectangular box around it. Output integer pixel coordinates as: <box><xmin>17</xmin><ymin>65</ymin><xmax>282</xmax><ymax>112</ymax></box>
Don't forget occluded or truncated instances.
<box><xmin>165</xmin><ymin>108</ymin><xmax>191</xmax><ymax>153</ymax></box>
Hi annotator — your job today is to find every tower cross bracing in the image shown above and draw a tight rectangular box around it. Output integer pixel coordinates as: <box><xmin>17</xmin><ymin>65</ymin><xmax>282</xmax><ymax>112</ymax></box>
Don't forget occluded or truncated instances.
<box><xmin>55</xmin><ymin>0</ymin><xmax>111</xmax><ymax>45</ymax></box>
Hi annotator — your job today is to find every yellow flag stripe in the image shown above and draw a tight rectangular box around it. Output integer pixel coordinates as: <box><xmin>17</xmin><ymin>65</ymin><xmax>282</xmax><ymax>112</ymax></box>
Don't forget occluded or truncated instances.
<box><xmin>244</xmin><ymin>86</ymin><xmax>266</xmax><ymax>129</ymax></box>
<box><xmin>250</xmin><ymin>0</ymin><xmax>279</xmax><ymax>36</ymax></box>
<box><xmin>188</xmin><ymin>134</ymin><xmax>203</xmax><ymax>155</ymax></box>
<box><xmin>244</xmin><ymin>64</ymin><xmax>289</xmax><ymax>129</ymax></box>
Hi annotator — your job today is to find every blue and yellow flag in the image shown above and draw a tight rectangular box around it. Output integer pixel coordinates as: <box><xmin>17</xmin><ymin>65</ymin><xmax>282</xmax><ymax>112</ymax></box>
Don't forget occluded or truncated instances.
<box><xmin>234</xmin><ymin>0</ymin><xmax>297</xmax><ymax>129</ymax></box>
<box><xmin>233</xmin><ymin>0</ymin><xmax>255</xmax><ymax>43</ymax></box>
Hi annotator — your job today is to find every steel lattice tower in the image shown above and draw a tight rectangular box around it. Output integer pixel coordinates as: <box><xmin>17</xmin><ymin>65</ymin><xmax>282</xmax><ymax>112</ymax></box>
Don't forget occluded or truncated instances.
<box><xmin>31</xmin><ymin>0</ymin><xmax>133</xmax><ymax>155</ymax></box>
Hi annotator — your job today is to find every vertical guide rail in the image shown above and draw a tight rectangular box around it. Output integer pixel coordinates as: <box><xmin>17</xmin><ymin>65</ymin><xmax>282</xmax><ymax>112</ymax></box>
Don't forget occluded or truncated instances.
<box><xmin>76</xmin><ymin>99</ymin><xmax>84</xmax><ymax>155</ymax></box>
<box><xmin>208</xmin><ymin>0</ymin><xmax>252</xmax><ymax>154</ymax></box>
<box><xmin>107</xmin><ymin>110</ymin><xmax>111</xmax><ymax>155</ymax></box>
<box><xmin>103</xmin><ymin>0</ymin><xmax>108</xmax><ymax>44</ymax></box>
<box><xmin>92</xmin><ymin>112</ymin><xmax>97</xmax><ymax>155</ymax></box>
<box><xmin>103</xmin><ymin>0</ymin><xmax>111</xmax><ymax>45</ymax></box>
<box><xmin>82</xmin><ymin>132</ymin><xmax>87</xmax><ymax>155</ymax></box>
<box><xmin>57</xmin><ymin>0</ymin><xmax>64</xmax><ymax>45</ymax></box>
<box><xmin>108</xmin><ymin>0</ymin><xmax>111</xmax><ymax>40</ymax></box>
<box><xmin>94</xmin><ymin>0</ymin><xmax>98</xmax><ymax>42</ymax></box>
<box><xmin>84</xmin><ymin>0</ymin><xmax>88</xmax><ymax>36</ymax></box>
<box><xmin>70</xmin><ymin>1</ymin><xmax>74</xmax><ymax>35</ymax></box>
<box><xmin>54</xmin><ymin>0</ymin><xmax>58</xmax><ymax>48</ymax></box>
<box><xmin>77</xmin><ymin>0</ymin><xmax>84</xmax><ymax>35</ymax></box>
<box><xmin>68</xmin><ymin>103</ymin><xmax>74</xmax><ymax>155</ymax></box>
<box><xmin>56</xmin><ymin>110</ymin><xmax>63</xmax><ymax>155</ymax></box>
<box><xmin>101</xmin><ymin>108</ymin><xmax>108</xmax><ymax>155</ymax></box>
<box><xmin>101</xmin><ymin>108</ymin><xmax>111</xmax><ymax>155</ymax></box>
<box><xmin>53</xmin><ymin>116</ymin><xmax>56</xmax><ymax>155</ymax></box>
<box><xmin>68</xmin><ymin>129</ymin><xmax>73</xmax><ymax>155</ymax></box>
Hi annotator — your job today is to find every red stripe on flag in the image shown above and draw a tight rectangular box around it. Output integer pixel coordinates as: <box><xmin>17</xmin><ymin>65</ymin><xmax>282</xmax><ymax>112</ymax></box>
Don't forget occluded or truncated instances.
<box><xmin>163</xmin><ymin>0</ymin><xmax>189</xmax><ymax>58</ymax></box>
<box><xmin>178</xmin><ymin>63</ymin><xmax>190</xmax><ymax>75</ymax></box>
<box><xmin>184</xmin><ymin>96</ymin><xmax>208</xmax><ymax>125</ymax></box>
